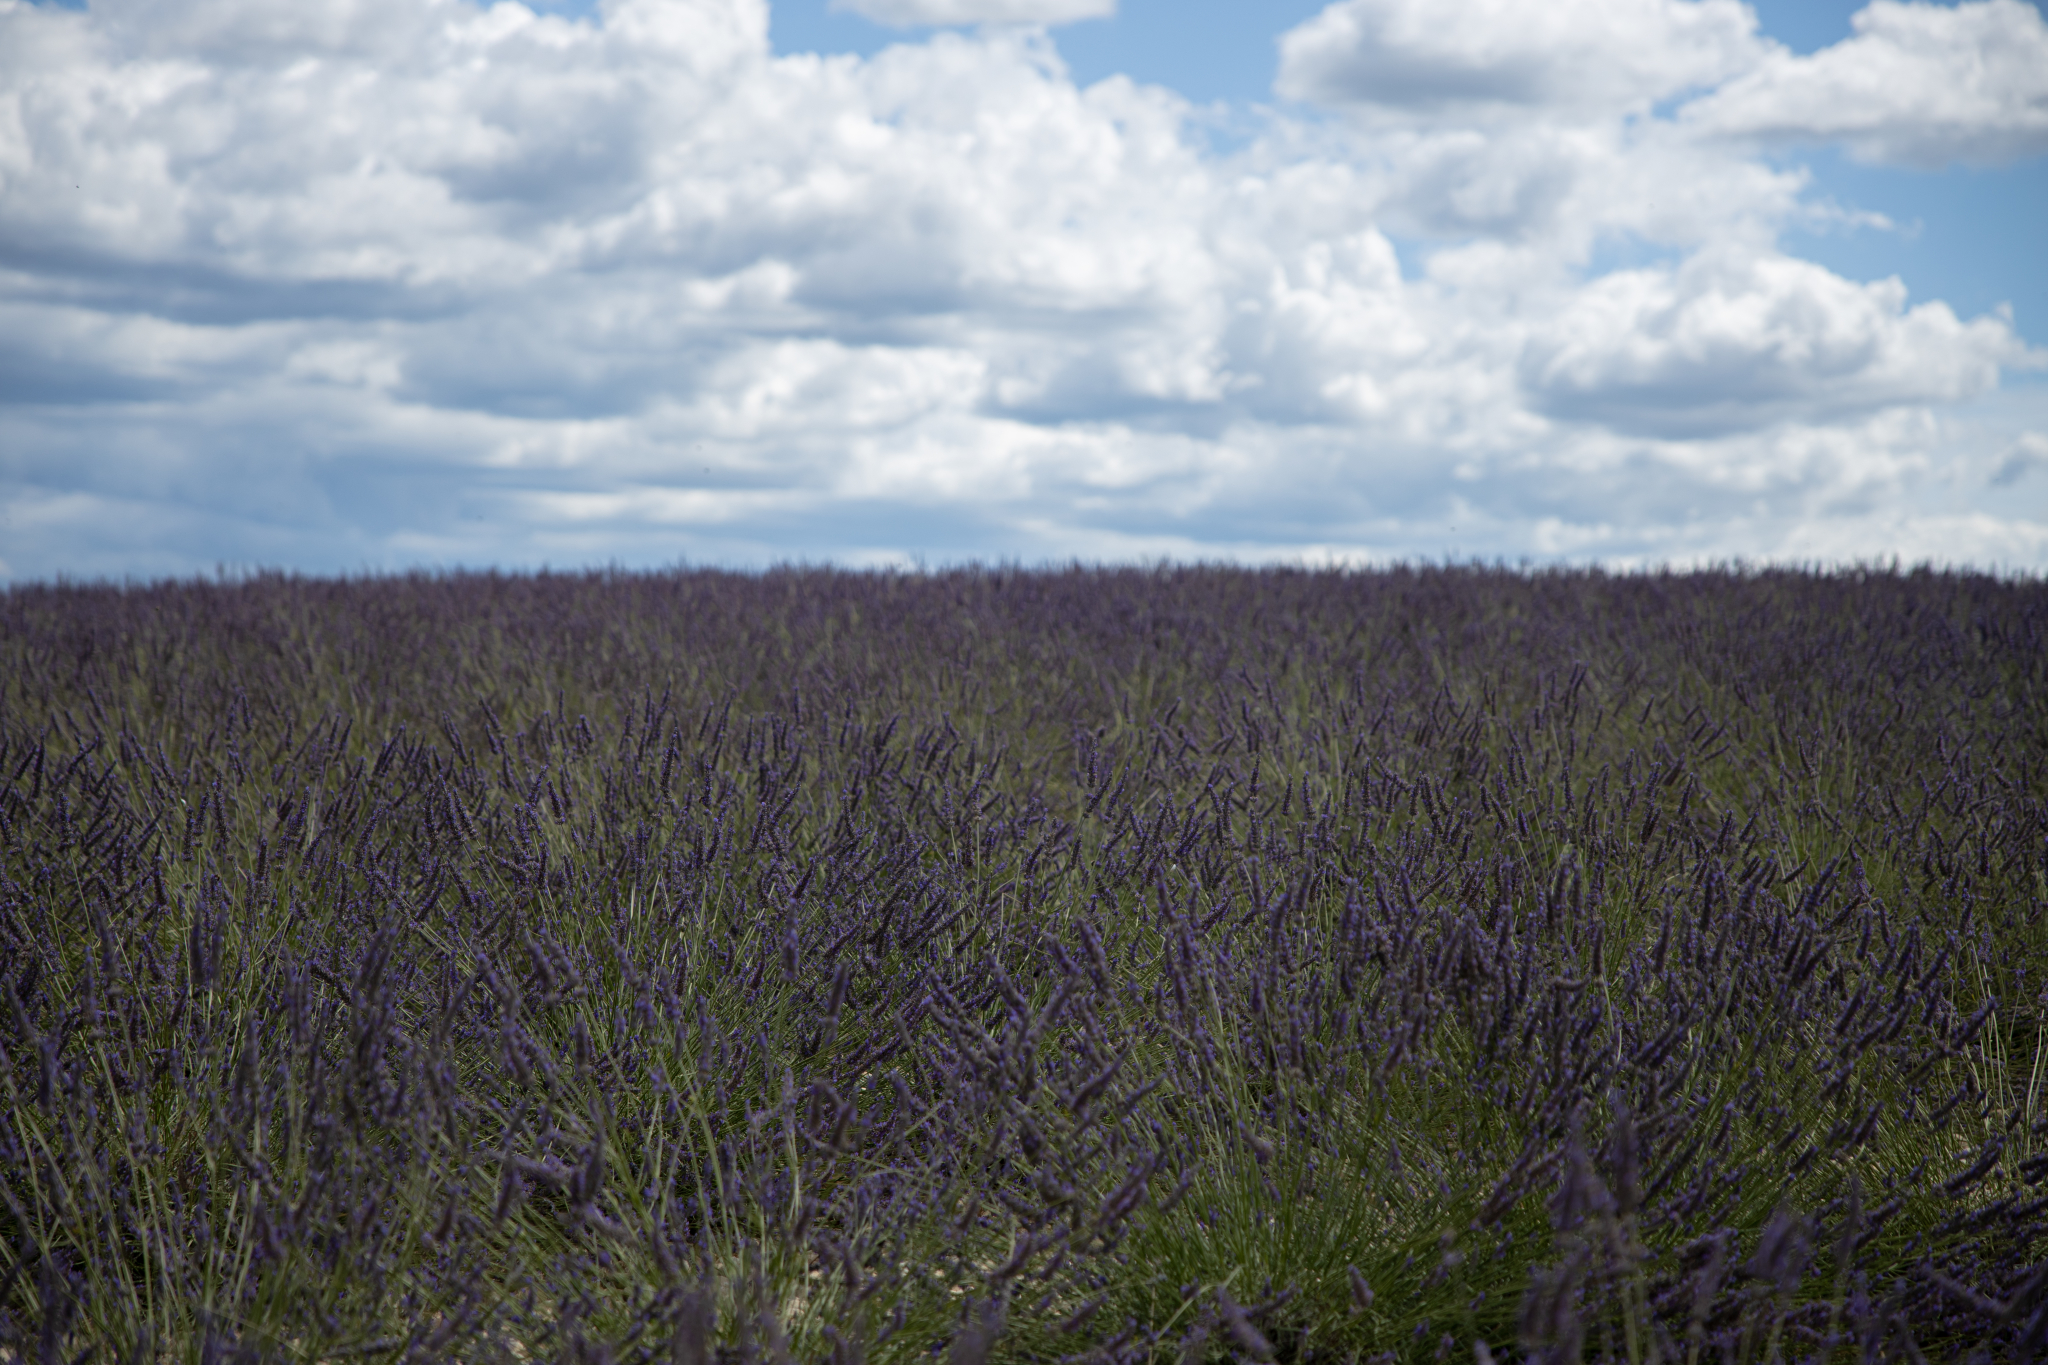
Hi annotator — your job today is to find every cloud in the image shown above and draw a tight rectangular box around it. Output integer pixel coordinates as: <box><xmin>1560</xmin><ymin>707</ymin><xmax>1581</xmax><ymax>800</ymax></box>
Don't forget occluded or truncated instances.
<box><xmin>1275</xmin><ymin>0</ymin><xmax>1765</xmax><ymax>119</ymax></box>
<box><xmin>828</xmin><ymin>0</ymin><xmax>1113</xmax><ymax>28</ymax></box>
<box><xmin>80</xmin><ymin>0</ymin><xmax>455</xmax><ymax>62</ymax></box>
<box><xmin>0</xmin><ymin>0</ymin><xmax>2041</xmax><ymax>582</ymax></box>
<box><xmin>1992</xmin><ymin>432</ymin><xmax>2048</xmax><ymax>486</ymax></box>
<box><xmin>1519</xmin><ymin>253</ymin><xmax>2023</xmax><ymax>437</ymax></box>
<box><xmin>1680</xmin><ymin>0</ymin><xmax>2048</xmax><ymax>167</ymax></box>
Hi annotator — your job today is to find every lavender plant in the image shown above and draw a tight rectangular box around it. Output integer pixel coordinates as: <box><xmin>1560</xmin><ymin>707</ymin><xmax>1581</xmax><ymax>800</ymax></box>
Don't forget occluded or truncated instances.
<box><xmin>0</xmin><ymin>564</ymin><xmax>2042</xmax><ymax>1363</ymax></box>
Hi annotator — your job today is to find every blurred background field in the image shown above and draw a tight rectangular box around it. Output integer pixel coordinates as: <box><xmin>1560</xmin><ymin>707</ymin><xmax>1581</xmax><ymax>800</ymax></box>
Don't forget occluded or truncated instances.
<box><xmin>0</xmin><ymin>564</ymin><xmax>2043</xmax><ymax>1363</ymax></box>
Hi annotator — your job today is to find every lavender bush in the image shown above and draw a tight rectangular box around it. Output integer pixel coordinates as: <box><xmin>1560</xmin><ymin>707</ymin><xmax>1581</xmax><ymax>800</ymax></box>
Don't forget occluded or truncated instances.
<box><xmin>0</xmin><ymin>564</ymin><xmax>2042</xmax><ymax>1363</ymax></box>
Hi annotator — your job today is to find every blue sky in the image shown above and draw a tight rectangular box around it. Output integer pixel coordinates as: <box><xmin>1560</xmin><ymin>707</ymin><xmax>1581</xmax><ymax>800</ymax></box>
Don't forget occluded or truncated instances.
<box><xmin>505</xmin><ymin>0</ymin><xmax>2048</xmax><ymax>337</ymax></box>
<box><xmin>3</xmin><ymin>0</ymin><xmax>2045</xmax><ymax>580</ymax></box>
<box><xmin>765</xmin><ymin>0</ymin><xmax>2048</xmax><ymax>344</ymax></box>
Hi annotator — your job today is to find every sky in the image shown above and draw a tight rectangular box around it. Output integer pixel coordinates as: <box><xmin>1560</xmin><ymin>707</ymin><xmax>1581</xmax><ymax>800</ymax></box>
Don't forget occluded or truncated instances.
<box><xmin>1</xmin><ymin>0</ymin><xmax>2045</xmax><ymax>582</ymax></box>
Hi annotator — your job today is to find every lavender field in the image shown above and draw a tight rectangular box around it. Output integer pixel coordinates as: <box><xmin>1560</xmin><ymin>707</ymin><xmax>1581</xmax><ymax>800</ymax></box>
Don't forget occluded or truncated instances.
<box><xmin>0</xmin><ymin>565</ymin><xmax>2044</xmax><ymax>1364</ymax></box>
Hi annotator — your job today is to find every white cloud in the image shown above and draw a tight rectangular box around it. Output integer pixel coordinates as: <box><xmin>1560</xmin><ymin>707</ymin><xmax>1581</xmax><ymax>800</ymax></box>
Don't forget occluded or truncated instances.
<box><xmin>83</xmin><ymin>0</ymin><xmax>457</xmax><ymax>61</ymax></box>
<box><xmin>0</xmin><ymin>0</ymin><xmax>2042</xmax><ymax>582</ymax></box>
<box><xmin>1519</xmin><ymin>252</ymin><xmax>2024</xmax><ymax>437</ymax></box>
<box><xmin>1681</xmin><ymin>0</ymin><xmax>2048</xmax><ymax>167</ymax></box>
<box><xmin>828</xmin><ymin>0</ymin><xmax>1112</xmax><ymax>28</ymax></box>
<box><xmin>1275</xmin><ymin>0</ymin><xmax>1765</xmax><ymax>119</ymax></box>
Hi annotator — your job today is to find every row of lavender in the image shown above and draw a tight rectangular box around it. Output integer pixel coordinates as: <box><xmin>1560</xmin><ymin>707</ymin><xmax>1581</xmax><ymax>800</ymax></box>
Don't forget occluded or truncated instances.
<box><xmin>0</xmin><ymin>565</ymin><xmax>2043</xmax><ymax>1362</ymax></box>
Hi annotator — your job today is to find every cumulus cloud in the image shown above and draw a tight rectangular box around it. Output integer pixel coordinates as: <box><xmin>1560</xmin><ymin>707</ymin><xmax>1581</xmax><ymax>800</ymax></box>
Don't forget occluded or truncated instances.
<box><xmin>1520</xmin><ymin>253</ymin><xmax>2024</xmax><ymax>437</ymax></box>
<box><xmin>0</xmin><ymin>0</ymin><xmax>2041</xmax><ymax>581</ymax></box>
<box><xmin>829</xmin><ymin>0</ymin><xmax>1113</xmax><ymax>27</ymax></box>
<box><xmin>1275</xmin><ymin>0</ymin><xmax>1765</xmax><ymax>118</ymax></box>
<box><xmin>1681</xmin><ymin>0</ymin><xmax>2048</xmax><ymax>167</ymax></box>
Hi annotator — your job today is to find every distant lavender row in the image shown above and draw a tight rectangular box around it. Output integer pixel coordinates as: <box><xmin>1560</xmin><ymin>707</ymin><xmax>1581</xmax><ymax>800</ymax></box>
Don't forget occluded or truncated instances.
<box><xmin>0</xmin><ymin>564</ymin><xmax>2043</xmax><ymax>1363</ymax></box>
